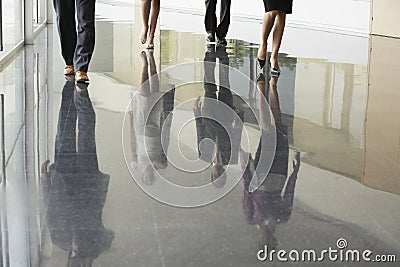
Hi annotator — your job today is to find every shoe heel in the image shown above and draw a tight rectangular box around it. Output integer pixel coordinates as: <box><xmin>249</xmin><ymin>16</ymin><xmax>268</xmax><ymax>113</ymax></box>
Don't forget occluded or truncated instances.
<box><xmin>256</xmin><ymin>73</ymin><xmax>265</xmax><ymax>82</ymax></box>
<box><xmin>271</xmin><ymin>67</ymin><xmax>281</xmax><ymax>77</ymax></box>
<box><xmin>257</xmin><ymin>58</ymin><xmax>266</xmax><ymax>69</ymax></box>
<box><xmin>269</xmin><ymin>62</ymin><xmax>281</xmax><ymax>77</ymax></box>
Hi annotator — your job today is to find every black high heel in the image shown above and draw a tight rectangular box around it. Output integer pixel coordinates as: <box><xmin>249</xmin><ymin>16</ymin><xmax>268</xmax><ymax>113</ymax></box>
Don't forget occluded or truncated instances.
<box><xmin>269</xmin><ymin>62</ymin><xmax>281</xmax><ymax>77</ymax></box>
<box><xmin>256</xmin><ymin>72</ymin><xmax>265</xmax><ymax>82</ymax></box>
<box><xmin>257</xmin><ymin>58</ymin><xmax>266</xmax><ymax>69</ymax></box>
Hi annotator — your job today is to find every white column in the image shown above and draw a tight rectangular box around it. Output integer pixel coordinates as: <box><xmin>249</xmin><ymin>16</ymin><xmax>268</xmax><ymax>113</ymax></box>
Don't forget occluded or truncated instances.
<box><xmin>46</xmin><ymin>25</ymin><xmax>53</xmax><ymax>161</ymax></box>
<box><xmin>7</xmin><ymin>49</ymin><xmax>29</xmax><ymax>267</ymax></box>
<box><xmin>24</xmin><ymin>45</ymin><xmax>40</xmax><ymax>267</ymax></box>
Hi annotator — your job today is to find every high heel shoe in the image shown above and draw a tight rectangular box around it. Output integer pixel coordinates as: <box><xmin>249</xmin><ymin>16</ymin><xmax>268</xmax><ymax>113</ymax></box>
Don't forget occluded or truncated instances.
<box><xmin>257</xmin><ymin>58</ymin><xmax>266</xmax><ymax>69</ymax></box>
<box><xmin>269</xmin><ymin>62</ymin><xmax>281</xmax><ymax>77</ymax></box>
<box><xmin>256</xmin><ymin>72</ymin><xmax>265</xmax><ymax>82</ymax></box>
<box><xmin>270</xmin><ymin>67</ymin><xmax>281</xmax><ymax>77</ymax></box>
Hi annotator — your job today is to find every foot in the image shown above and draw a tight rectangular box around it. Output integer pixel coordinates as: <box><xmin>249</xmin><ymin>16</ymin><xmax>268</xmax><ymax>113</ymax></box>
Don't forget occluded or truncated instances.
<box><xmin>147</xmin><ymin>35</ymin><xmax>154</xmax><ymax>49</ymax></box>
<box><xmin>257</xmin><ymin>58</ymin><xmax>266</xmax><ymax>69</ymax></box>
<box><xmin>256</xmin><ymin>72</ymin><xmax>266</xmax><ymax>82</ymax></box>
<box><xmin>139</xmin><ymin>51</ymin><xmax>148</xmax><ymax>65</ymax></box>
<box><xmin>270</xmin><ymin>58</ymin><xmax>280</xmax><ymax>74</ymax></box>
<box><xmin>217</xmin><ymin>36</ymin><xmax>227</xmax><ymax>46</ymax></box>
<box><xmin>64</xmin><ymin>65</ymin><xmax>74</xmax><ymax>75</ymax></box>
<box><xmin>258</xmin><ymin>225</ymin><xmax>278</xmax><ymax>251</ymax></box>
<box><xmin>146</xmin><ymin>48</ymin><xmax>154</xmax><ymax>59</ymax></box>
<box><xmin>75</xmin><ymin>71</ymin><xmax>89</xmax><ymax>83</ymax></box>
<box><xmin>64</xmin><ymin>75</ymin><xmax>75</xmax><ymax>82</ymax></box>
<box><xmin>257</xmin><ymin>45</ymin><xmax>267</xmax><ymax>69</ymax></box>
<box><xmin>140</xmin><ymin>27</ymin><xmax>149</xmax><ymax>44</ymax></box>
<box><xmin>270</xmin><ymin>57</ymin><xmax>279</xmax><ymax>69</ymax></box>
<box><xmin>206</xmin><ymin>44</ymin><xmax>215</xmax><ymax>53</ymax></box>
<box><xmin>270</xmin><ymin>68</ymin><xmax>281</xmax><ymax>77</ymax></box>
<box><xmin>206</xmin><ymin>32</ymin><xmax>215</xmax><ymax>42</ymax></box>
<box><xmin>75</xmin><ymin>83</ymin><xmax>89</xmax><ymax>93</ymax></box>
<box><xmin>270</xmin><ymin>58</ymin><xmax>281</xmax><ymax>77</ymax></box>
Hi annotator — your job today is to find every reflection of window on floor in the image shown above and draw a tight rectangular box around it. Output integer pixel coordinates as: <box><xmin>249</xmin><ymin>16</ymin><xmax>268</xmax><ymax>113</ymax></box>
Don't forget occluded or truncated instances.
<box><xmin>295</xmin><ymin>60</ymin><xmax>367</xmax><ymax>148</ymax></box>
<box><xmin>294</xmin><ymin>60</ymin><xmax>367</xmax><ymax>179</ymax></box>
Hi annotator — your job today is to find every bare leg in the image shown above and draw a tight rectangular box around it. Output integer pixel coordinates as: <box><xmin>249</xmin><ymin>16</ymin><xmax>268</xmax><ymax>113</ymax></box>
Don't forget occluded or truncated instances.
<box><xmin>256</xmin><ymin>77</ymin><xmax>273</xmax><ymax>131</ymax></box>
<box><xmin>140</xmin><ymin>0</ymin><xmax>151</xmax><ymax>44</ymax></box>
<box><xmin>148</xmin><ymin>0</ymin><xmax>160</xmax><ymax>48</ymax></box>
<box><xmin>256</xmin><ymin>75</ymin><xmax>281</xmax><ymax>132</ymax></box>
<box><xmin>147</xmin><ymin>50</ymin><xmax>159</xmax><ymax>93</ymax></box>
<box><xmin>139</xmin><ymin>51</ymin><xmax>150</xmax><ymax>96</ymax></box>
<box><xmin>270</xmin><ymin>11</ymin><xmax>286</xmax><ymax>70</ymax></box>
<box><xmin>257</xmin><ymin>10</ymin><xmax>278</xmax><ymax>60</ymax></box>
<box><xmin>268</xmin><ymin>76</ymin><xmax>282</xmax><ymax>124</ymax></box>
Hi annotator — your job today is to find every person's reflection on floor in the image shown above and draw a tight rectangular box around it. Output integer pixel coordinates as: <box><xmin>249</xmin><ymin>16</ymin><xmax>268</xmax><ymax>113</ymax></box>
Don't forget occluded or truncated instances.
<box><xmin>241</xmin><ymin>74</ymin><xmax>300</xmax><ymax>250</ymax></box>
<box><xmin>41</xmin><ymin>79</ymin><xmax>114</xmax><ymax>267</ymax></box>
<box><xmin>194</xmin><ymin>44</ymin><xmax>244</xmax><ymax>187</ymax></box>
<box><xmin>129</xmin><ymin>50</ymin><xmax>175</xmax><ymax>186</ymax></box>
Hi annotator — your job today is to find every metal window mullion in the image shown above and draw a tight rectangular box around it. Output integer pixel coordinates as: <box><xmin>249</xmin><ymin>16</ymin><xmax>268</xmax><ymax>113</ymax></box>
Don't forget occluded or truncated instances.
<box><xmin>1</xmin><ymin>94</ymin><xmax>5</xmax><ymax>187</ymax></box>
<box><xmin>36</xmin><ymin>0</ymin><xmax>39</xmax><ymax>24</ymax></box>
<box><xmin>0</xmin><ymin>0</ymin><xmax>3</xmax><ymax>51</ymax></box>
<box><xmin>46</xmin><ymin>0</ymin><xmax>53</xmax><ymax>24</ymax></box>
<box><xmin>24</xmin><ymin>0</ymin><xmax>34</xmax><ymax>45</ymax></box>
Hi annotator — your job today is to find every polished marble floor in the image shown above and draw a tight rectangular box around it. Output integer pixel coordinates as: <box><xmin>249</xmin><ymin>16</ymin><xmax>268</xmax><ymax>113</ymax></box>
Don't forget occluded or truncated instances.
<box><xmin>0</xmin><ymin>3</ymin><xmax>400</xmax><ymax>267</ymax></box>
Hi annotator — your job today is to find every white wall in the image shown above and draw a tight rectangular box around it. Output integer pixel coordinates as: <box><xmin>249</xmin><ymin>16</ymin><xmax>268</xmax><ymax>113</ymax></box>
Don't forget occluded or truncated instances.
<box><xmin>371</xmin><ymin>0</ymin><xmax>400</xmax><ymax>38</ymax></box>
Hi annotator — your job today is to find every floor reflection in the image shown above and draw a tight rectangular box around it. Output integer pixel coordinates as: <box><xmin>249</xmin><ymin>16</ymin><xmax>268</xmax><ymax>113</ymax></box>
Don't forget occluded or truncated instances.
<box><xmin>241</xmin><ymin>73</ymin><xmax>300</xmax><ymax>251</ymax></box>
<box><xmin>1</xmin><ymin>6</ymin><xmax>400</xmax><ymax>266</ymax></box>
<box><xmin>194</xmin><ymin>44</ymin><xmax>244</xmax><ymax>187</ymax></box>
<box><xmin>159</xmin><ymin>28</ymin><xmax>367</xmax><ymax>184</ymax></box>
<box><xmin>128</xmin><ymin>50</ymin><xmax>175</xmax><ymax>186</ymax></box>
<box><xmin>41</xmin><ymin>80</ymin><xmax>114</xmax><ymax>266</ymax></box>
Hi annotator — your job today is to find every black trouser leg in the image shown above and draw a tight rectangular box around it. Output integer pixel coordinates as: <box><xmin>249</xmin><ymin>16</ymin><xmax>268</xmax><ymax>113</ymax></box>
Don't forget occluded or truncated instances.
<box><xmin>204</xmin><ymin>49</ymin><xmax>217</xmax><ymax>96</ymax></box>
<box><xmin>54</xmin><ymin>81</ymin><xmax>77</xmax><ymax>173</ymax></box>
<box><xmin>74</xmin><ymin>0</ymin><xmax>96</xmax><ymax>72</ymax></box>
<box><xmin>217</xmin><ymin>0</ymin><xmax>231</xmax><ymax>38</ymax></box>
<box><xmin>53</xmin><ymin>0</ymin><xmax>76</xmax><ymax>65</ymax></box>
<box><xmin>205</xmin><ymin>0</ymin><xmax>217</xmax><ymax>34</ymax></box>
<box><xmin>74</xmin><ymin>89</ymin><xmax>99</xmax><ymax>173</ymax></box>
<box><xmin>217</xmin><ymin>47</ymin><xmax>232</xmax><ymax>108</ymax></box>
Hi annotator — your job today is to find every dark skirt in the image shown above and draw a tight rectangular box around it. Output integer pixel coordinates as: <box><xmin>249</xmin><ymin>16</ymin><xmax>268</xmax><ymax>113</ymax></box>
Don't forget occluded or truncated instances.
<box><xmin>263</xmin><ymin>0</ymin><xmax>293</xmax><ymax>14</ymax></box>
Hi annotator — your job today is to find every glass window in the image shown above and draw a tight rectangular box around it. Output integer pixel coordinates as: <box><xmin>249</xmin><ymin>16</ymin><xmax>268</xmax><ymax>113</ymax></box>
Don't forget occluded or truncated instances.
<box><xmin>0</xmin><ymin>0</ymin><xmax>23</xmax><ymax>55</ymax></box>
<box><xmin>33</xmin><ymin>0</ymin><xmax>47</xmax><ymax>27</ymax></box>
